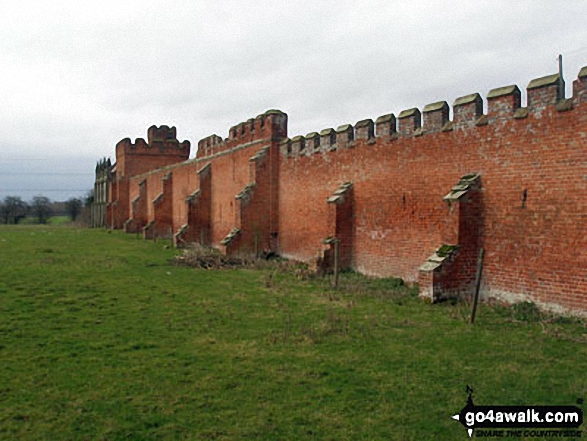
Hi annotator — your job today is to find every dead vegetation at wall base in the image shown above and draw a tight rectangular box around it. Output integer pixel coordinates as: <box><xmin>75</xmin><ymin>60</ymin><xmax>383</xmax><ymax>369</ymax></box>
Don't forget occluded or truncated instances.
<box><xmin>172</xmin><ymin>244</ymin><xmax>250</xmax><ymax>269</ymax></box>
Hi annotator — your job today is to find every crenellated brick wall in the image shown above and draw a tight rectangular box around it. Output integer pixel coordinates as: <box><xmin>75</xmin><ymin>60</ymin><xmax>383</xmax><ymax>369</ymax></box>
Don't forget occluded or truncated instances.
<box><xmin>100</xmin><ymin>67</ymin><xmax>587</xmax><ymax>317</ymax></box>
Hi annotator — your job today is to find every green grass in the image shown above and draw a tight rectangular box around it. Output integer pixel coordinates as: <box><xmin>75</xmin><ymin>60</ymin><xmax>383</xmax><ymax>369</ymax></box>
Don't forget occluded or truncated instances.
<box><xmin>17</xmin><ymin>215</ymin><xmax>71</xmax><ymax>225</ymax></box>
<box><xmin>47</xmin><ymin>215</ymin><xmax>71</xmax><ymax>225</ymax></box>
<box><xmin>0</xmin><ymin>225</ymin><xmax>585</xmax><ymax>440</ymax></box>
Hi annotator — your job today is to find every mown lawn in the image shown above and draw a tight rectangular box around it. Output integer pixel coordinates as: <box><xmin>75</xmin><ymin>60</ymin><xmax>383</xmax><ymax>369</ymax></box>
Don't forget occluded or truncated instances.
<box><xmin>0</xmin><ymin>225</ymin><xmax>585</xmax><ymax>440</ymax></box>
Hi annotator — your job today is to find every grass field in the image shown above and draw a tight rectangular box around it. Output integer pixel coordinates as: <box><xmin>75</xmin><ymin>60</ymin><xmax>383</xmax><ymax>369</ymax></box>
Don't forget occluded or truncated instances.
<box><xmin>0</xmin><ymin>225</ymin><xmax>585</xmax><ymax>440</ymax></box>
<box><xmin>18</xmin><ymin>215</ymin><xmax>71</xmax><ymax>225</ymax></box>
<box><xmin>47</xmin><ymin>215</ymin><xmax>73</xmax><ymax>225</ymax></box>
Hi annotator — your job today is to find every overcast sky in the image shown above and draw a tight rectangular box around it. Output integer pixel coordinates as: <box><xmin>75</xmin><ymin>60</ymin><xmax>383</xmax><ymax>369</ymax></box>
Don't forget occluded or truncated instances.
<box><xmin>1</xmin><ymin>0</ymin><xmax>586</xmax><ymax>201</ymax></box>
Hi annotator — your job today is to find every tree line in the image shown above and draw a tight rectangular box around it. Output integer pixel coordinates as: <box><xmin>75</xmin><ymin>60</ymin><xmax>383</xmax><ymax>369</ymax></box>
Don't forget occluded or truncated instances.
<box><xmin>0</xmin><ymin>194</ymin><xmax>91</xmax><ymax>225</ymax></box>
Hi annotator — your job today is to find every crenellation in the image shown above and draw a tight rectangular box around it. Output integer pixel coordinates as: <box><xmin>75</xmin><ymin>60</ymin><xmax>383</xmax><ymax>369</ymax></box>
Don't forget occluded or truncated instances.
<box><xmin>116</xmin><ymin>133</ymin><xmax>189</xmax><ymax>158</ymax></box>
<box><xmin>197</xmin><ymin>110</ymin><xmax>287</xmax><ymax>159</ymax></box>
<box><xmin>573</xmin><ymin>66</ymin><xmax>587</xmax><ymax>104</ymax></box>
<box><xmin>272</xmin><ymin>66</ymin><xmax>587</xmax><ymax>161</ymax></box>
<box><xmin>148</xmin><ymin>125</ymin><xmax>176</xmax><ymax>144</ymax></box>
<box><xmin>134</xmin><ymin>138</ymin><xmax>149</xmax><ymax>150</ymax></box>
<box><xmin>229</xmin><ymin>125</ymin><xmax>238</xmax><ymax>140</ymax></box>
<box><xmin>305</xmin><ymin>132</ymin><xmax>320</xmax><ymax>153</ymax></box>
<box><xmin>236</xmin><ymin>122</ymin><xmax>246</xmax><ymax>139</ymax></box>
<box><xmin>255</xmin><ymin>113</ymin><xmax>266</xmax><ymax>131</ymax></box>
<box><xmin>277</xmin><ymin>65</ymin><xmax>587</xmax><ymax>160</ymax></box>
<box><xmin>336</xmin><ymin>124</ymin><xmax>354</xmax><ymax>149</ymax></box>
<box><xmin>320</xmin><ymin>128</ymin><xmax>336</xmax><ymax>150</ymax></box>
<box><xmin>355</xmin><ymin>119</ymin><xmax>374</xmax><ymax>140</ymax></box>
<box><xmin>527</xmin><ymin>73</ymin><xmax>564</xmax><ymax>112</ymax></box>
<box><xmin>290</xmin><ymin>135</ymin><xmax>305</xmax><ymax>155</ymax></box>
<box><xmin>398</xmin><ymin>108</ymin><xmax>421</xmax><ymax>137</ymax></box>
<box><xmin>100</xmin><ymin>65</ymin><xmax>587</xmax><ymax>316</ymax></box>
<box><xmin>487</xmin><ymin>85</ymin><xmax>521</xmax><ymax>121</ymax></box>
<box><xmin>375</xmin><ymin>113</ymin><xmax>396</xmax><ymax>137</ymax></box>
<box><xmin>197</xmin><ymin>134</ymin><xmax>224</xmax><ymax>157</ymax></box>
<box><xmin>246</xmin><ymin>118</ymin><xmax>255</xmax><ymax>135</ymax></box>
<box><xmin>453</xmin><ymin>93</ymin><xmax>483</xmax><ymax>128</ymax></box>
<box><xmin>422</xmin><ymin>101</ymin><xmax>449</xmax><ymax>133</ymax></box>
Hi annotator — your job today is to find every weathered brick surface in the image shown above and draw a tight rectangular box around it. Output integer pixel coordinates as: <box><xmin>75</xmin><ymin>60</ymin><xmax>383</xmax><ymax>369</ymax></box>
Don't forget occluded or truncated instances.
<box><xmin>235</xmin><ymin>146</ymin><xmax>279</xmax><ymax>256</ymax></box>
<box><xmin>277</xmin><ymin>70</ymin><xmax>587</xmax><ymax>315</ymax></box>
<box><xmin>152</xmin><ymin>173</ymin><xmax>173</xmax><ymax>238</ymax></box>
<box><xmin>422</xmin><ymin>101</ymin><xmax>449</xmax><ymax>133</ymax></box>
<box><xmin>117</xmin><ymin>110</ymin><xmax>287</xmax><ymax>252</ymax></box>
<box><xmin>110</xmin><ymin>126</ymin><xmax>190</xmax><ymax>228</ymax></box>
<box><xmin>177</xmin><ymin>164</ymin><xmax>211</xmax><ymax>246</ymax></box>
<box><xmin>102</xmin><ymin>69</ymin><xmax>587</xmax><ymax>316</ymax></box>
<box><xmin>125</xmin><ymin>179</ymin><xmax>147</xmax><ymax>233</ymax></box>
<box><xmin>419</xmin><ymin>174</ymin><xmax>483</xmax><ymax>301</ymax></box>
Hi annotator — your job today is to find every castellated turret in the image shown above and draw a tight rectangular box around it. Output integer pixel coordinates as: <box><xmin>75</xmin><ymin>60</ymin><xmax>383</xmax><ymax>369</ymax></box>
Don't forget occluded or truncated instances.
<box><xmin>114</xmin><ymin>125</ymin><xmax>190</xmax><ymax>179</ymax></box>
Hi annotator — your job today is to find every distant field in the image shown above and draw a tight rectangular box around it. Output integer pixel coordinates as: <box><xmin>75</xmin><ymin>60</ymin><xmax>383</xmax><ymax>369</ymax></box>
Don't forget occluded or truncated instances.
<box><xmin>0</xmin><ymin>225</ymin><xmax>585</xmax><ymax>440</ymax></box>
<box><xmin>47</xmin><ymin>215</ymin><xmax>71</xmax><ymax>225</ymax></box>
<box><xmin>18</xmin><ymin>215</ymin><xmax>71</xmax><ymax>225</ymax></box>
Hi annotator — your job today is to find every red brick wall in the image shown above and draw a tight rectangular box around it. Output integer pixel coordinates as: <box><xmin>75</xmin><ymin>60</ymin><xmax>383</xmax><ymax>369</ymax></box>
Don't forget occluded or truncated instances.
<box><xmin>153</xmin><ymin>173</ymin><xmax>173</xmax><ymax>238</ymax></box>
<box><xmin>277</xmin><ymin>72</ymin><xmax>587</xmax><ymax>314</ymax></box>
<box><xmin>104</xmin><ymin>71</ymin><xmax>587</xmax><ymax>315</ymax></box>
<box><xmin>278</xmin><ymin>137</ymin><xmax>451</xmax><ymax>278</ymax></box>
<box><xmin>126</xmin><ymin>140</ymin><xmax>271</xmax><ymax>245</ymax></box>
<box><xmin>209</xmin><ymin>141</ymin><xmax>269</xmax><ymax>245</ymax></box>
<box><xmin>229</xmin><ymin>146</ymin><xmax>277</xmax><ymax>256</ymax></box>
<box><xmin>111</xmin><ymin>126</ymin><xmax>190</xmax><ymax>225</ymax></box>
<box><xmin>171</xmin><ymin>162</ymin><xmax>201</xmax><ymax>232</ymax></box>
<box><xmin>123</xmin><ymin>110</ymin><xmax>287</xmax><ymax>248</ymax></box>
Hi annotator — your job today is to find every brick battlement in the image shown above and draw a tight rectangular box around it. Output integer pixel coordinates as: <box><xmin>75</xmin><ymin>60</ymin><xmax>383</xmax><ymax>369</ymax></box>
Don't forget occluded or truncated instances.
<box><xmin>196</xmin><ymin>109</ymin><xmax>287</xmax><ymax>159</ymax></box>
<box><xmin>280</xmin><ymin>68</ymin><xmax>586</xmax><ymax>158</ymax></box>
<box><xmin>99</xmin><ymin>63</ymin><xmax>587</xmax><ymax>317</ymax></box>
<box><xmin>116</xmin><ymin>125</ymin><xmax>190</xmax><ymax>157</ymax></box>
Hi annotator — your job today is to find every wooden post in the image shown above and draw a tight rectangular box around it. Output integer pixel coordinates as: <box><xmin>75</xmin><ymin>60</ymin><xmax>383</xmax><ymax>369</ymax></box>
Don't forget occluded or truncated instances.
<box><xmin>470</xmin><ymin>248</ymin><xmax>485</xmax><ymax>324</ymax></box>
<box><xmin>332</xmin><ymin>238</ymin><xmax>340</xmax><ymax>289</ymax></box>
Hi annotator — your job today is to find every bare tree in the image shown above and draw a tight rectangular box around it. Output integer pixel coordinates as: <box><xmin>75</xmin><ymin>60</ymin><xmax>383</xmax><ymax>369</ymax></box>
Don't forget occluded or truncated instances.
<box><xmin>0</xmin><ymin>200</ymin><xmax>8</xmax><ymax>224</ymax></box>
<box><xmin>1</xmin><ymin>196</ymin><xmax>28</xmax><ymax>224</ymax></box>
<box><xmin>65</xmin><ymin>198</ymin><xmax>83</xmax><ymax>221</ymax></box>
<box><xmin>32</xmin><ymin>196</ymin><xmax>52</xmax><ymax>224</ymax></box>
